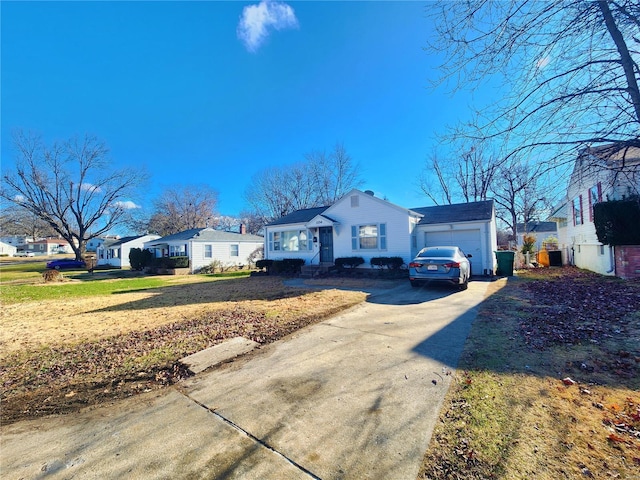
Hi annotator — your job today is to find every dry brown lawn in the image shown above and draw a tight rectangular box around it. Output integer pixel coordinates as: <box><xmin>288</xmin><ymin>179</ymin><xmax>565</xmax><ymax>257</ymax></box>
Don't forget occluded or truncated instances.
<box><xmin>0</xmin><ymin>276</ymin><xmax>372</xmax><ymax>357</ymax></box>
<box><xmin>1</xmin><ymin>274</ymin><xmax>404</xmax><ymax>423</ymax></box>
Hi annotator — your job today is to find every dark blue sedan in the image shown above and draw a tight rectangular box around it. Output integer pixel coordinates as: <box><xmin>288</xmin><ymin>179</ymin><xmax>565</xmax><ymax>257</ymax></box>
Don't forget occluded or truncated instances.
<box><xmin>46</xmin><ymin>258</ymin><xmax>86</xmax><ymax>270</ymax></box>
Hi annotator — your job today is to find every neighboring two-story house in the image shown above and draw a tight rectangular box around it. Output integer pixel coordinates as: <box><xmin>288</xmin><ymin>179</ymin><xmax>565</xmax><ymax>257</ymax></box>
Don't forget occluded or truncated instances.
<box><xmin>550</xmin><ymin>144</ymin><xmax>640</xmax><ymax>278</ymax></box>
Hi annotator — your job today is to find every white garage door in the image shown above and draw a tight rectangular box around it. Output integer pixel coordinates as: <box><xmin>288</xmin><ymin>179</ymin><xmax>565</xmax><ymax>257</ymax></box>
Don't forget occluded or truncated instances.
<box><xmin>424</xmin><ymin>229</ymin><xmax>483</xmax><ymax>274</ymax></box>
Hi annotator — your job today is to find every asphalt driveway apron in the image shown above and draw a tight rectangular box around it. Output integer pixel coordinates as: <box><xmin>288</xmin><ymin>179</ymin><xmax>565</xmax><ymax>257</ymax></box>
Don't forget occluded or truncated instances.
<box><xmin>1</xmin><ymin>281</ymin><xmax>490</xmax><ymax>480</ymax></box>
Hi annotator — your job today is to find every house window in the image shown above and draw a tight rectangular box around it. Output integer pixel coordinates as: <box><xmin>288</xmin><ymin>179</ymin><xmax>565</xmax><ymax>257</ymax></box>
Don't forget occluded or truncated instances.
<box><xmin>268</xmin><ymin>230</ymin><xmax>312</xmax><ymax>252</ymax></box>
<box><xmin>170</xmin><ymin>244</ymin><xmax>186</xmax><ymax>257</ymax></box>
<box><xmin>589</xmin><ymin>183</ymin><xmax>602</xmax><ymax>222</ymax></box>
<box><xmin>573</xmin><ymin>196</ymin><xmax>583</xmax><ymax>226</ymax></box>
<box><xmin>598</xmin><ymin>245</ymin><xmax>605</xmax><ymax>256</ymax></box>
<box><xmin>351</xmin><ymin>195</ymin><xmax>359</xmax><ymax>207</ymax></box>
<box><xmin>351</xmin><ymin>223</ymin><xmax>387</xmax><ymax>250</ymax></box>
<box><xmin>230</xmin><ymin>244</ymin><xmax>239</xmax><ymax>257</ymax></box>
<box><xmin>204</xmin><ymin>245</ymin><xmax>212</xmax><ymax>258</ymax></box>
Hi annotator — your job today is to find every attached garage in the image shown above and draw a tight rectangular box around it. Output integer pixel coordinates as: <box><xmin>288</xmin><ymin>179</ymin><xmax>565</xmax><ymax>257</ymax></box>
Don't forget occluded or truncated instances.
<box><xmin>424</xmin><ymin>229</ymin><xmax>483</xmax><ymax>274</ymax></box>
<box><xmin>413</xmin><ymin>200</ymin><xmax>498</xmax><ymax>277</ymax></box>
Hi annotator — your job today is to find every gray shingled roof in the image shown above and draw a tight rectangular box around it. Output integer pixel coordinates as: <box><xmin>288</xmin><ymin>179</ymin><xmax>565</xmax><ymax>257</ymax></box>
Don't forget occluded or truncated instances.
<box><xmin>516</xmin><ymin>222</ymin><xmax>557</xmax><ymax>233</ymax></box>
<box><xmin>412</xmin><ymin>200</ymin><xmax>494</xmax><ymax>225</ymax></box>
<box><xmin>266</xmin><ymin>206</ymin><xmax>330</xmax><ymax>226</ymax></box>
<box><xmin>153</xmin><ymin>228</ymin><xmax>263</xmax><ymax>243</ymax></box>
<box><xmin>103</xmin><ymin>236</ymin><xmax>143</xmax><ymax>248</ymax></box>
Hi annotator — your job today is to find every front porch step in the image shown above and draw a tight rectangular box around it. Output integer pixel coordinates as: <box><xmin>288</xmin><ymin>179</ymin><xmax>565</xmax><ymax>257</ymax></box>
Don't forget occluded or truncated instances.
<box><xmin>300</xmin><ymin>263</ymin><xmax>333</xmax><ymax>278</ymax></box>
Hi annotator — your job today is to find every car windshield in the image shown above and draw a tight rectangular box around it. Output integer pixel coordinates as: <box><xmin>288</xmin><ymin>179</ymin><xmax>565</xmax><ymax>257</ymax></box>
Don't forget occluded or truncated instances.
<box><xmin>417</xmin><ymin>248</ymin><xmax>456</xmax><ymax>258</ymax></box>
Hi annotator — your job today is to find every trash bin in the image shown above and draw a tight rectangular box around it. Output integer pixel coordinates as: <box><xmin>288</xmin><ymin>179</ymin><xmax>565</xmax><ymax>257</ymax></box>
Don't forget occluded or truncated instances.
<box><xmin>548</xmin><ymin>250</ymin><xmax>562</xmax><ymax>267</ymax></box>
<box><xmin>495</xmin><ymin>251</ymin><xmax>515</xmax><ymax>276</ymax></box>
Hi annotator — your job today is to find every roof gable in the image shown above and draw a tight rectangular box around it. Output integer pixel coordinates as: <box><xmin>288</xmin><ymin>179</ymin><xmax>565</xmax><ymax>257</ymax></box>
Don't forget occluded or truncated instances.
<box><xmin>413</xmin><ymin>200</ymin><xmax>494</xmax><ymax>225</ymax></box>
<box><xmin>266</xmin><ymin>206</ymin><xmax>330</xmax><ymax>226</ymax></box>
<box><xmin>325</xmin><ymin>189</ymin><xmax>422</xmax><ymax>218</ymax></box>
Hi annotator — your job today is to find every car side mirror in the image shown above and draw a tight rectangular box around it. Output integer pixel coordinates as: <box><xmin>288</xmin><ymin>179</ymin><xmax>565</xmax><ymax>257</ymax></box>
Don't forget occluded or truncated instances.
<box><xmin>466</xmin><ymin>254</ymin><xmax>473</xmax><ymax>258</ymax></box>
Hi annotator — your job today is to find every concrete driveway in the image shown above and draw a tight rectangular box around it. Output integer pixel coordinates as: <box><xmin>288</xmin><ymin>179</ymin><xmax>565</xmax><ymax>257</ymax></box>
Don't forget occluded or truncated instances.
<box><xmin>1</xmin><ymin>281</ymin><xmax>490</xmax><ymax>480</ymax></box>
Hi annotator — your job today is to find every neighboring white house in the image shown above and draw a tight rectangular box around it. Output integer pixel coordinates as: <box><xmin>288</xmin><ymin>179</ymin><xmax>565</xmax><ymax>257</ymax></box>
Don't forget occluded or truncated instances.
<box><xmin>0</xmin><ymin>241</ymin><xmax>17</xmax><ymax>256</ymax></box>
<box><xmin>515</xmin><ymin>222</ymin><xmax>559</xmax><ymax>251</ymax></box>
<box><xmin>87</xmin><ymin>235</ymin><xmax>119</xmax><ymax>253</ymax></box>
<box><xmin>0</xmin><ymin>235</ymin><xmax>31</xmax><ymax>247</ymax></box>
<box><xmin>25</xmin><ymin>238</ymin><xmax>74</xmax><ymax>256</ymax></box>
<box><xmin>96</xmin><ymin>234</ymin><xmax>160</xmax><ymax>268</ymax></box>
<box><xmin>549</xmin><ymin>144</ymin><xmax>640</xmax><ymax>278</ymax></box>
<box><xmin>143</xmin><ymin>228</ymin><xmax>264</xmax><ymax>273</ymax></box>
<box><xmin>264</xmin><ymin>189</ymin><xmax>498</xmax><ymax>276</ymax></box>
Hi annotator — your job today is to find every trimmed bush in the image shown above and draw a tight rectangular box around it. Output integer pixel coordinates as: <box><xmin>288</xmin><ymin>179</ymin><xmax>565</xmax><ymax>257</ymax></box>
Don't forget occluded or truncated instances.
<box><xmin>270</xmin><ymin>258</ymin><xmax>305</xmax><ymax>275</ymax></box>
<box><xmin>256</xmin><ymin>259</ymin><xmax>273</xmax><ymax>271</ymax></box>
<box><xmin>594</xmin><ymin>196</ymin><xmax>640</xmax><ymax>245</ymax></box>
<box><xmin>334</xmin><ymin>257</ymin><xmax>365</xmax><ymax>269</ymax></box>
<box><xmin>370</xmin><ymin>256</ymin><xmax>404</xmax><ymax>270</ymax></box>
<box><xmin>129</xmin><ymin>248</ymin><xmax>154</xmax><ymax>271</ymax></box>
<box><xmin>150</xmin><ymin>256</ymin><xmax>189</xmax><ymax>269</ymax></box>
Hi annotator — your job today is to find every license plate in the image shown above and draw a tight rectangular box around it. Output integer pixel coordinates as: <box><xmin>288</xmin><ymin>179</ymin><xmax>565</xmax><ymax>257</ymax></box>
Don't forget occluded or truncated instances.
<box><xmin>427</xmin><ymin>265</ymin><xmax>438</xmax><ymax>271</ymax></box>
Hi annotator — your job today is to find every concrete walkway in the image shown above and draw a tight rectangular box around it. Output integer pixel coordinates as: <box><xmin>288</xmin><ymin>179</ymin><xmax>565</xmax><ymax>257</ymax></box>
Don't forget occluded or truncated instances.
<box><xmin>1</xmin><ymin>281</ymin><xmax>490</xmax><ymax>479</ymax></box>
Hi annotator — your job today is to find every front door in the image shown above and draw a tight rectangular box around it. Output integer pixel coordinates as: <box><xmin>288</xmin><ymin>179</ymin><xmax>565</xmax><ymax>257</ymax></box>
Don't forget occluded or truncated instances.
<box><xmin>319</xmin><ymin>227</ymin><xmax>334</xmax><ymax>263</ymax></box>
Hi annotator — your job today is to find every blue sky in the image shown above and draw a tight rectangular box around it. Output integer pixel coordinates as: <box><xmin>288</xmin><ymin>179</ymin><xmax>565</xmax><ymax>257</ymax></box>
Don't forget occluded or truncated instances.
<box><xmin>1</xmin><ymin>1</ymin><xmax>478</xmax><ymax>221</ymax></box>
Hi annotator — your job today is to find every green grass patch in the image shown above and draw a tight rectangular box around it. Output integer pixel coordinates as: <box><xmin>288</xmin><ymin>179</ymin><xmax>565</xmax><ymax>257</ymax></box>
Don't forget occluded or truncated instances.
<box><xmin>0</xmin><ymin>277</ymin><xmax>168</xmax><ymax>304</ymax></box>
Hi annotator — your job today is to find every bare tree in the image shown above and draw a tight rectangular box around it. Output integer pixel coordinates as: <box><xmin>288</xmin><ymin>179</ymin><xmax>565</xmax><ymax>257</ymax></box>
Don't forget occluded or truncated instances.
<box><xmin>427</xmin><ymin>0</ymin><xmax>640</xmax><ymax>160</ymax></box>
<box><xmin>0</xmin><ymin>204</ymin><xmax>58</xmax><ymax>240</ymax></box>
<box><xmin>147</xmin><ymin>185</ymin><xmax>219</xmax><ymax>236</ymax></box>
<box><xmin>1</xmin><ymin>131</ymin><xmax>143</xmax><ymax>260</ymax></box>
<box><xmin>420</xmin><ymin>143</ymin><xmax>503</xmax><ymax>204</ymax></box>
<box><xmin>307</xmin><ymin>142</ymin><xmax>363</xmax><ymax>205</ymax></box>
<box><xmin>491</xmin><ymin>160</ymin><xmax>554</xmax><ymax>241</ymax></box>
<box><xmin>244</xmin><ymin>143</ymin><xmax>362</xmax><ymax>225</ymax></box>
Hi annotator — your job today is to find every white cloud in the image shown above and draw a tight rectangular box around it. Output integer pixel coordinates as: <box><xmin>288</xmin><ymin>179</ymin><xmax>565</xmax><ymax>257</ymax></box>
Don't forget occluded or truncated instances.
<box><xmin>113</xmin><ymin>200</ymin><xmax>140</xmax><ymax>210</ymax></box>
<box><xmin>81</xmin><ymin>183</ymin><xmax>102</xmax><ymax>193</ymax></box>
<box><xmin>536</xmin><ymin>56</ymin><xmax>551</xmax><ymax>69</ymax></box>
<box><xmin>237</xmin><ymin>0</ymin><xmax>298</xmax><ymax>52</ymax></box>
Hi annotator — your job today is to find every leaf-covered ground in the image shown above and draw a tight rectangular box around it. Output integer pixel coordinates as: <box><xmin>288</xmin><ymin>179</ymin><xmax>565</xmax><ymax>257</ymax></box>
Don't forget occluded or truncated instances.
<box><xmin>420</xmin><ymin>267</ymin><xmax>640</xmax><ymax>479</ymax></box>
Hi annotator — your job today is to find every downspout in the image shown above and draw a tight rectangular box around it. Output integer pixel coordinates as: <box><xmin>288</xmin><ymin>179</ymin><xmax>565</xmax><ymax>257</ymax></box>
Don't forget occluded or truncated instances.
<box><xmin>606</xmin><ymin>245</ymin><xmax>615</xmax><ymax>274</ymax></box>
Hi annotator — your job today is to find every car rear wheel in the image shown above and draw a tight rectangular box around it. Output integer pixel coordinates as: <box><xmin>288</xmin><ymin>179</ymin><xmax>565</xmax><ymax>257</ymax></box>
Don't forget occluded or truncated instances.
<box><xmin>459</xmin><ymin>275</ymin><xmax>469</xmax><ymax>290</ymax></box>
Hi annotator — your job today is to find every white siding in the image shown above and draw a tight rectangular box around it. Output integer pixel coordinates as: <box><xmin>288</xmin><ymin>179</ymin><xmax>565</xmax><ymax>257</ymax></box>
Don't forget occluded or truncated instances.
<box><xmin>190</xmin><ymin>240</ymin><xmax>263</xmax><ymax>272</ymax></box>
<box><xmin>566</xmin><ymin>163</ymin><xmax>615</xmax><ymax>275</ymax></box>
<box><xmin>264</xmin><ymin>223</ymin><xmax>317</xmax><ymax>263</ymax></box>
<box><xmin>323</xmin><ymin>191</ymin><xmax>415</xmax><ymax>267</ymax></box>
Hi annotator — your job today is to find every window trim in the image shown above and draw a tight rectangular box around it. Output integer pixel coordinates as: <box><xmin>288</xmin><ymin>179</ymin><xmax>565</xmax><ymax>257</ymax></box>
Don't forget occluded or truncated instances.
<box><xmin>268</xmin><ymin>229</ymin><xmax>312</xmax><ymax>252</ymax></box>
<box><xmin>351</xmin><ymin>223</ymin><xmax>387</xmax><ymax>251</ymax></box>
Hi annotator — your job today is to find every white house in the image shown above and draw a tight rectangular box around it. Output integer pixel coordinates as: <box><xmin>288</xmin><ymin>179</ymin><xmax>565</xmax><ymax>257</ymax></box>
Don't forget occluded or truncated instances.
<box><xmin>550</xmin><ymin>144</ymin><xmax>640</xmax><ymax>278</ymax></box>
<box><xmin>87</xmin><ymin>235</ymin><xmax>119</xmax><ymax>253</ymax></box>
<box><xmin>143</xmin><ymin>228</ymin><xmax>264</xmax><ymax>273</ymax></box>
<box><xmin>0</xmin><ymin>241</ymin><xmax>17</xmax><ymax>256</ymax></box>
<box><xmin>27</xmin><ymin>238</ymin><xmax>73</xmax><ymax>256</ymax></box>
<box><xmin>264</xmin><ymin>189</ymin><xmax>498</xmax><ymax>276</ymax></box>
<box><xmin>515</xmin><ymin>222</ymin><xmax>559</xmax><ymax>251</ymax></box>
<box><xmin>96</xmin><ymin>234</ymin><xmax>160</xmax><ymax>268</ymax></box>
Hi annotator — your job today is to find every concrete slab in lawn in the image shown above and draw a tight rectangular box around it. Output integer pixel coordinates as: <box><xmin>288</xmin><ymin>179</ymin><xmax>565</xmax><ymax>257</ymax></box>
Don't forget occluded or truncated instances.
<box><xmin>181</xmin><ymin>336</ymin><xmax>259</xmax><ymax>374</ymax></box>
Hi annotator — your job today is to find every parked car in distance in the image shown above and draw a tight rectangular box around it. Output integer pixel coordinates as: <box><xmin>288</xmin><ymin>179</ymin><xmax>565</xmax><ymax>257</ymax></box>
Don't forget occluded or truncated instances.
<box><xmin>409</xmin><ymin>246</ymin><xmax>472</xmax><ymax>290</ymax></box>
<box><xmin>15</xmin><ymin>251</ymin><xmax>35</xmax><ymax>257</ymax></box>
<box><xmin>46</xmin><ymin>258</ymin><xmax>86</xmax><ymax>270</ymax></box>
